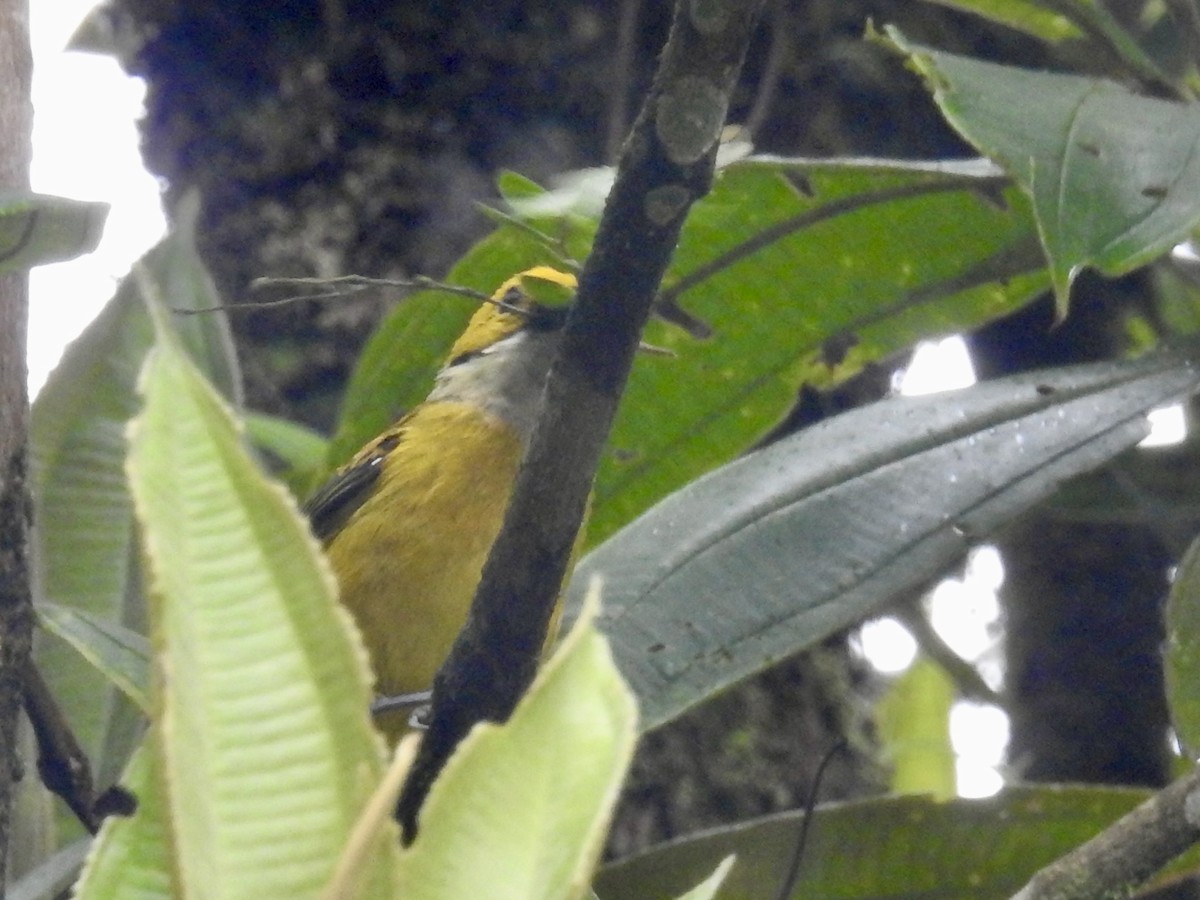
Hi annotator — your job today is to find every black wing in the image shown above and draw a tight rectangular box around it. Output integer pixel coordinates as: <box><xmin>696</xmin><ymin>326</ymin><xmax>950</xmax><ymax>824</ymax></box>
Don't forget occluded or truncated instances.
<box><xmin>303</xmin><ymin>420</ymin><xmax>410</xmax><ymax>543</ymax></box>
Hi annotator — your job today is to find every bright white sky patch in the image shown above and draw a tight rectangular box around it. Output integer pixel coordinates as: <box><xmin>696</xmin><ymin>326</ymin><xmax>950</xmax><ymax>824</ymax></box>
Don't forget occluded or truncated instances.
<box><xmin>29</xmin><ymin>1</ymin><xmax>166</xmax><ymax>396</ymax></box>
<box><xmin>927</xmin><ymin>564</ymin><xmax>1001</xmax><ymax>663</ymax></box>
<box><xmin>856</xmin><ymin>616</ymin><xmax>917</xmax><ymax>674</ymax></box>
<box><xmin>1141</xmin><ymin>404</ymin><xmax>1187</xmax><ymax>447</ymax></box>
<box><xmin>898</xmin><ymin>336</ymin><xmax>977</xmax><ymax>395</ymax></box>
<box><xmin>951</xmin><ymin>701</ymin><xmax>1009</xmax><ymax>798</ymax></box>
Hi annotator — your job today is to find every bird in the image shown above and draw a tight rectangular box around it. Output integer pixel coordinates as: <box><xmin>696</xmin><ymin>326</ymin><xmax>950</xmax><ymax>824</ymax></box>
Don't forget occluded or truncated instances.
<box><xmin>303</xmin><ymin>266</ymin><xmax>578</xmax><ymax>741</ymax></box>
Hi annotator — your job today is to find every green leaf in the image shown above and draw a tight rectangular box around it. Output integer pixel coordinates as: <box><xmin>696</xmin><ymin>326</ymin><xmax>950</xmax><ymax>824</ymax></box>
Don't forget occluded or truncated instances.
<box><xmin>335</xmin><ymin>158</ymin><xmax>1048</xmax><ymax>543</ymax></box>
<box><xmin>569</xmin><ymin>354</ymin><xmax>1199</xmax><ymax>731</ymax></box>
<box><xmin>106</xmin><ymin>269</ymin><xmax>398</xmax><ymax>896</ymax></box>
<box><xmin>146</xmin><ymin>194</ymin><xmax>243</xmax><ymax>405</ymax></box>
<box><xmin>244</xmin><ymin>411</ymin><xmax>329</xmax><ymax>496</ymax></box>
<box><xmin>73</xmin><ymin>739</ymin><xmax>177</xmax><ymax>900</ymax></box>
<box><xmin>1166</xmin><ymin>534</ymin><xmax>1200</xmax><ymax>756</ymax></box>
<box><xmin>73</xmin><ymin>745</ymin><xmax>173</xmax><ymax>899</ymax></box>
<box><xmin>592</xmin><ymin>156</ymin><xmax>1047</xmax><ymax>543</ymax></box>
<box><xmin>30</xmin><ymin>275</ymin><xmax>151</xmax><ymax>783</ymax></box>
<box><xmin>891</xmin><ymin>31</ymin><xmax>1200</xmax><ymax>315</ymax></box>
<box><xmin>36</xmin><ymin>603</ymin><xmax>150</xmax><ymax>714</ymax></box>
<box><xmin>395</xmin><ymin>587</ymin><xmax>637</xmax><ymax>900</ymax></box>
<box><xmin>914</xmin><ymin>0</ymin><xmax>1082</xmax><ymax>42</ymax></box>
<box><xmin>0</xmin><ymin>192</ymin><xmax>108</xmax><ymax>272</ymax></box>
<box><xmin>877</xmin><ymin>657</ymin><xmax>956</xmax><ymax>799</ymax></box>
<box><xmin>31</xmin><ymin>217</ymin><xmax>240</xmax><ymax>785</ymax></box>
<box><xmin>594</xmin><ymin>786</ymin><xmax>1168</xmax><ymax>899</ymax></box>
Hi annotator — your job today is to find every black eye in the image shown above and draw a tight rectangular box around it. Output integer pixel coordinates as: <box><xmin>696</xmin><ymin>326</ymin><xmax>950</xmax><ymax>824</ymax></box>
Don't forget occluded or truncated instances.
<box><xmin>496</xmin><ymin>287</ymin><xmax>525</xmax><ymax>314</ymax></box>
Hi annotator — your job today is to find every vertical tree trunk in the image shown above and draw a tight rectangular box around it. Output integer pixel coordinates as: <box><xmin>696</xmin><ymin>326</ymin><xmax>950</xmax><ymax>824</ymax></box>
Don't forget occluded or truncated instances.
<box><xmin>970</xmin><ymin>278</ymin><xmax>1173</xmax><ymax>790</ymax></box>
<box><xmin>0</xmin><ymin>0</ymin><xmax>34</xmax><ymax>886</ymax></box>
<box><xmin>1000</xmin><ymin>519</ymin><xmax>1171</xmax><ymax>786</ymax></box>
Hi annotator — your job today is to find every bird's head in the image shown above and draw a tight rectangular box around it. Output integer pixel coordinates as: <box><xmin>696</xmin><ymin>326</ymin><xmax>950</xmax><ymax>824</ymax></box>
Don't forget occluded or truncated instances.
<box><xmin>430</xmin><ymin>267</ymin><xmax>577</xmax><ymax>435</ymax></box>
<box><xmin>445</xmin><ymin>267</ymin><xmax>576</xmax><ymax>365</ymax></box>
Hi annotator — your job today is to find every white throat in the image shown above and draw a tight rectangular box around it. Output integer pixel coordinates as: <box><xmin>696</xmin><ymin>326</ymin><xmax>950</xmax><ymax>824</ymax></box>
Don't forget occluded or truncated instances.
<box><xmin>427</xmin><ymin>329</ymin><xmax>561</xmax><ymax>441</ymax></box>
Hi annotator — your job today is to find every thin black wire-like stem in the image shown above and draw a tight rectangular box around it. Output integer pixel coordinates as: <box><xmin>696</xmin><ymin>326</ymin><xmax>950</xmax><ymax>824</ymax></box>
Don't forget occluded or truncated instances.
<box><xmin>773</xmin><ymin>740</ymin><xmax>846</xmax><ymax>900</ymax></box>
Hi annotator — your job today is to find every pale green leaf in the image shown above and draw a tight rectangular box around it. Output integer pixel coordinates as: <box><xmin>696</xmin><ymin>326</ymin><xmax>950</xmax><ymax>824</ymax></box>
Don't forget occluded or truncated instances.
<box><xmin>73</xmin><ymin>744</ymin><xmax>173</xmax><ymax>899</ymax></box>
<box><xmin>502</xmin><ymin>167</ymin><xmax>613</xmax><ymax>219</ymax></box>
<box><xmin>9</xmin><ymin>838</ymin><xmax>91</xmax><ymax>900</ymax></box>
<box><xmin>878</xmin><ymin>657</ymin><xmax>956</xmax><ymax>798</ymax></box>
<box><xmin>245</xmin><ymin>411</ymin><xmax>328</xmax><ymax>474</ymax></box>
<box><xmin>0</xmin><ymin>192</ymin><xmax>107</xmax><ymax>271</ymax></box>
<box><xmin>245</xmin><ymin>410</ymin><xmax>330</xmax><ymax>498</ymax></box>
<box><xmin>36</xmin><ymin>602</ymin><xmax>150</xmax><ymax>713</ymax></box>
<box><xmin>569</xmin><ymin>354</ymin><xmax>1200</xmax><ymax>731</ymax></box>
<box><xmin>31</xmin><ymin>217</ymin><xmax>240</xmax><ymax>785</ymax></box>
<box><xmin>114</xmin><ymin>272</ymin><xmax>397</xmax><ymax>896</ymax></box>
<box><xmin>396</xmin><ymin>588</ymin><xmax>637</xmax><ymax>900</ymax></box>
<box><xmin>31</xmin><ymin>280</ymin><xmax>150</xmax><ymax>777</ymax></box>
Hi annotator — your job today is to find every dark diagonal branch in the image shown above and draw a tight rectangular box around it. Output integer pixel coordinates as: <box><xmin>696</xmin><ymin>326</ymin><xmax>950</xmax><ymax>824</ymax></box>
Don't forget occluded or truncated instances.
<box><xmin>396</xmin><ymin>0</ymin><xmax>766</xmax><ymax>839</ymax></box>
<box><xmin>1011</xmin><ymin>767</ymin><xmax>1200</xmax><ymax>899</ymax></box>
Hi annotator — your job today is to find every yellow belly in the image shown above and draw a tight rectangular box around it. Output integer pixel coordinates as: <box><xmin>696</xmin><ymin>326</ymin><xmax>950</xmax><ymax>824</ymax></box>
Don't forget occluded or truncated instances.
<box><xmin>323</xmin><ymin>402</ymin><xmax>525</xmax><ymax>738</ymax></box>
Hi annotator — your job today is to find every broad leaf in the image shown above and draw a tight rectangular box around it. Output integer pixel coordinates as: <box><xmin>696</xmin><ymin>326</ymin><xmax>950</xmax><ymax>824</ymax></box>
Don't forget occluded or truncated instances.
<box><xmin>892</xmin><ymin>32</ymin><xmax>1200</xmax><ymax>313</ymax></box>
<box><xmin>36</xmin><ymin>603</ymin><xmax>150</xmax><ymax>714</ymax></box>
<box><xmin>105</xmin><ymin>275</ymin><xmax>397</xmax><ymax>897</ymax></box>
<box><xmin>569</xmin><ymin>354</ymin><xmax>1199</xmax><ymax>730</ymax></box>
<box><xmin>245</xmin><ymin>411</ymin><xmax>329</xmax><ymax>496</ymax></box>
<box><xmin>30</xmin><ymin>277</ymin><xmax>150</xmax><ymax>781</ymax></box>
<box><xmin>0</xmin><ymin>192</ymin><xmax>107</xmax><ymax>272</ymax></box>
<box><xmin>9</xmin><ymin>838</ymin><xmax>91</xmax><ymax>900</ymax></box>
<box><xmin>877</xmin><ymin>657</ymin><xmax>956</xmax><ymax>798</ymax></box>
<box><xmin>595</xmin><ymin>155</ymin><xmax>1047</xmax><ymax>543</ymax></box>
<box><xmin>594</xmin><ymin>786</ymin><xmax>1176</xmax><ymax>899</ymax></box>
<box><xmin>673</xmin><ymin>856</ymin><xmax>736</xmax><ymax>900</ymax></box>
<box><xmin>74</xmin><ymin>745</ymin><xmax>173</xmax><ymax>898</ymax></box>
<box><xmin>31</xmin><ymin>218</ymin><xmax>239</xmax><ymax>784</ymax></box>
<box><xmin>396</xmin><ymin>588</ymin><xmax>637</xmax><ymax>900</ymax></box>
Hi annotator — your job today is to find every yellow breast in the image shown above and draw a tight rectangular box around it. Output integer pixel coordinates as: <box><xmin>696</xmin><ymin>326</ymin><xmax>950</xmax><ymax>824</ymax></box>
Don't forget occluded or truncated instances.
<box><xmin>322</xmin><ymin>401</ymin><xmax>525</xmax><ymax>738</ymax></box>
